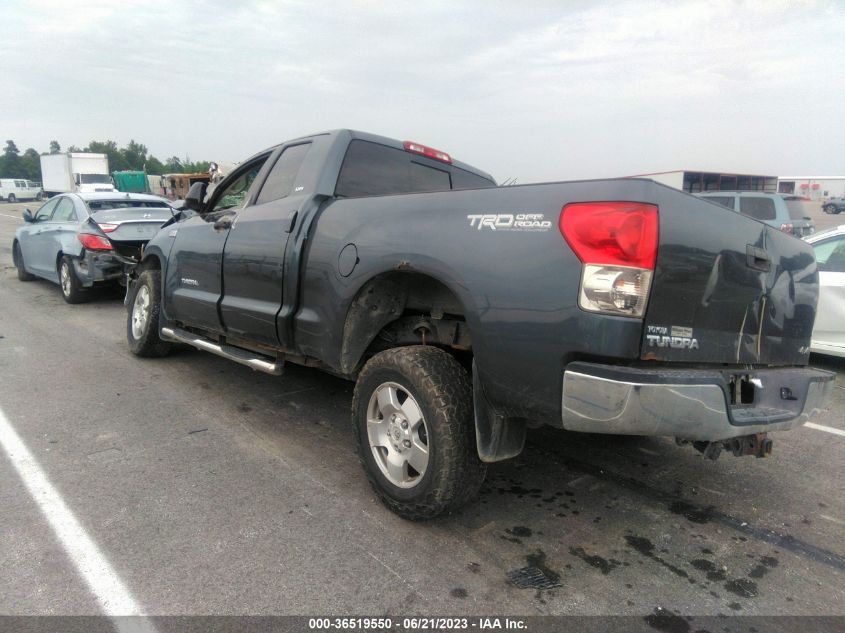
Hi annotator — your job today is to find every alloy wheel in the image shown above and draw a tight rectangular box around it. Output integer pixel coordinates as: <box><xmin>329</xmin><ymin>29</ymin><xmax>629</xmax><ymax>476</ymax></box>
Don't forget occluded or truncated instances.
<box><xmin>366</xmin><ymin>381</ymin><xmax>430</xmax><ymax>488</ymax></box>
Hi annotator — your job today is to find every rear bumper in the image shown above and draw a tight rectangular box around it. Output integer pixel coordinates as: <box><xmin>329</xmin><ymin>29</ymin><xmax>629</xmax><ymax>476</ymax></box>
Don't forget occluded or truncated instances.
<box><xmin>561</xmin><ymin>362</ymin><xmax>833</xmax><ymax>441</ymax></box>
<box><xmin>72</xmin><ymin>251</ymin><xmax>124</xmax><ymax>287</ymax></box>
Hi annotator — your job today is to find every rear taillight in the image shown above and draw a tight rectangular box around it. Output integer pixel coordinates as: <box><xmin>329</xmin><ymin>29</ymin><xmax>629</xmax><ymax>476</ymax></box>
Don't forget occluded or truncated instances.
<box><xmin>78</xmin><ymin>233</ymin><xmax>113</xmax><ymax>251</ymax></box>
<box><xmin>403</xmin><ymin>140</ymin><xmax>452</xmax><ymax>164</ymax></box>
<box><xmin>779</xmin><ymin>223</ymin><xmax>793</xmax><ymax>234</ymax></box>
<box><xmin>98</xmin><ymin>223</ymin><xmax>118</xmax><ymax>233</ymax></box>
<box><xmin>560</xmin><ymin>202</ymin><xmax>658</xmax><ymax>318</ymax></box>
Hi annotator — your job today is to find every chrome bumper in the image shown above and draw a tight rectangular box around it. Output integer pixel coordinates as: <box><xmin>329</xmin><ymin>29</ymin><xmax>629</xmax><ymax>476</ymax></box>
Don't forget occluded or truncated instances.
<box><xmin>561</xmin><ymin>363</ymin><xmax>833</xmax><ymax>441</ymax></box>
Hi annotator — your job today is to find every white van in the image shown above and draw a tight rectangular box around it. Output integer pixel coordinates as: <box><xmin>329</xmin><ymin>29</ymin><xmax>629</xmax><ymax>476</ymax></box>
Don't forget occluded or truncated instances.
<box><xmin>0</xmin><ymin>179</ymin><xmax>44</xmax><ymax>203</ymax></box>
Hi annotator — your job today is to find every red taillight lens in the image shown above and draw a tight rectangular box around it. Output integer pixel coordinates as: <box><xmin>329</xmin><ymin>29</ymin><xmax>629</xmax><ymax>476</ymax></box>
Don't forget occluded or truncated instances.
<box><xmin>403</xmin><ymin>140</ymin><xmax>452</xmax><ymax>164</ymax></box>
<box><xmin>779</xmin><ymin>223</ymin><xmax>793</xmax><ymax>234</ymax></box>
<box><xmin>78</xmin><ymin>233</ymin><xmax>113</xmax><ymax>251</ymax></box>
<box><xmin>98</xmin><ymin>223</ymin><xmax>118</xmax><ymax>233</ymax></box>
<box><xmin>560</xmin><ymin>202</ymin><xmax>658</xmax><ymax>270</ymax></box>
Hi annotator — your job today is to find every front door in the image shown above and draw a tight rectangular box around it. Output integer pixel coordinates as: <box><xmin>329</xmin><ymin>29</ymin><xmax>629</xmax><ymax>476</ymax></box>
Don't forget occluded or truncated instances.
<box><xmin>164</xmin><ymin>156</ymin><xmax>269</xmax><ymax>334</ymax></box>
<box><xmin>21</xmin><ymin>198</ymin><xmax>60</xmax><ymax>276</ymax></box>
<box><xmin>219</xmin><ymin>142</ymin><xmax>311</xmax><ymax>347</ymax></box>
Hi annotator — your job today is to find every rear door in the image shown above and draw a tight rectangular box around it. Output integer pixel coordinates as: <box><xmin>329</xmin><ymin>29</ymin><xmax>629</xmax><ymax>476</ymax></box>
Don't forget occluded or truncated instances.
<box><xmin>809</xmin><ymin>234</ymin><xmax>845</xmax><ymax>352</ymax></box>
<box><xmin>219</xmin><ymin>142</ymin><xmax>311</xmax><ymax>346</ymax></box>
<box><xmin>164</xmin><ymin>155</ymin><xmax>270</xmax><ymax>334</ymax></box>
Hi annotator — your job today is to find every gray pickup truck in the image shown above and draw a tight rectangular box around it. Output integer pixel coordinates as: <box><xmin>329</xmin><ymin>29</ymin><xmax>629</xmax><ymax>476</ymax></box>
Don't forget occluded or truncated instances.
<box><xmin>116</xmin><ymin>129</ymin><xmax>833</xmax><ymax>519</ymax></box>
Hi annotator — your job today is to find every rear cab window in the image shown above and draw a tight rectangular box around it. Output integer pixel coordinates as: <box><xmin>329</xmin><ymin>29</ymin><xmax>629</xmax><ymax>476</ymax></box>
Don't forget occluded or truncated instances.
<box><xmin>335</xmin><ymin>140</ymin><xmax>494</xmax><ymax>198</ymax></box>
<box><xmin>739</xmin><ymin>197</ymin><xmax>776</xmax><ymax>221</ymax></box>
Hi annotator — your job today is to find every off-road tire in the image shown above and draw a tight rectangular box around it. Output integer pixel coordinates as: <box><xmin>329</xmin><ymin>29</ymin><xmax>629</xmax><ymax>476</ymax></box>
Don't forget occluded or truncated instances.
<box><xmin>13</xmin><ymin>241</ymin><xmax>34</xmax><ymax>281</ymax></box>
<box><xmin>59</xmin><ymin>255</ymin><xmax>88</xmax><ymax>304</ymax></box>
<box><xmin>352</xmin><ymin>346</ymin><xmax>486</xmax><ymax>520</ymax></box>
<box><xmin>126</xmin><ymin>268</ymin><xmax>171</xmax><ymax>357</ymax></box>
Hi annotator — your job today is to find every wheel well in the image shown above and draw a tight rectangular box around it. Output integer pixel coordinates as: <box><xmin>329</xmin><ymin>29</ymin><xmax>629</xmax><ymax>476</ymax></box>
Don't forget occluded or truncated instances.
<box><xmin>340</xmin><ymin>272</ymin><xmax>471</xmax><ymax>374</ymax></box>
<box><xmin>139</xmin><ymin>254</ymin><xmax>162</xmax><ymax>270</ymax></box>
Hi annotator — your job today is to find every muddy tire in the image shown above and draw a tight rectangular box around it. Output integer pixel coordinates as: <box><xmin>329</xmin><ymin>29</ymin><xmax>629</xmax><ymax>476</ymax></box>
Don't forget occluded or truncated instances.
<box><xmin>59</xmin><ymin>255</ymin><xmax>88</xmax><ymax>304</ymax></box>
<box><xmin>352</xmin><ymin>346</ymin><xmax>486</xmax><ymax>520</ymax></box>
<box><xmin>13</xmin><ymin>241</ymin><xmax>34</xmax><ymax>281</ymax></box>
<box><xmin>127</xmin><ymin>268</ymin><xmax>171</xmax><ymax>357</ymax></box>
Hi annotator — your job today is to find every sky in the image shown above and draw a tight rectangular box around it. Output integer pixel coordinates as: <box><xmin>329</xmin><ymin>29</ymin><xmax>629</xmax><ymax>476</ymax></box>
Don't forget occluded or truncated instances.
<box><xmin>1</xmin><ymin>0</ymin><xmax>843</xmax><ymax>183</ymax></box>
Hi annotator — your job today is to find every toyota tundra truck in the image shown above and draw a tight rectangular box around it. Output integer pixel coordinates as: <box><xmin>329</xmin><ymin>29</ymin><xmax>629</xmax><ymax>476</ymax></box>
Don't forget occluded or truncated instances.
<box><xmin>117</xmin><ymin>129</ymin><xmax>833</xmax><ymax>519</ymax></box>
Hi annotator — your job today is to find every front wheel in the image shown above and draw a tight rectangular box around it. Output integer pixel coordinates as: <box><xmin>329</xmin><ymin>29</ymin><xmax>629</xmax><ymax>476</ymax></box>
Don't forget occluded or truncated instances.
<box><xmin>126</xmin><ymin>268</ymin><xmax>171</xmax><ymax>357</ymax></box>
<box><xmin>824</xmin><ymin>205</ymin><xmax>836</xmax><ymax>214</ymax></box>
<box><xmin>59</xmin><ymin>255</ymin><xmax>88</xmax><ymax>304</ymax></box>
<box><xmin>352</xmin><ymin>346</ymin><xmax>486</xmax><ymax>520</ymax></box>
<box><xmin>7</xmin><ymin>194</ymin><xmax>16</xmax><ymax>203</ymax></box>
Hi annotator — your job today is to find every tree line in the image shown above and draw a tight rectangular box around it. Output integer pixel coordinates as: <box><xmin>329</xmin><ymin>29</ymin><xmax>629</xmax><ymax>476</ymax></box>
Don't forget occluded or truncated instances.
<box><xmin>0</xmin><ymin>139</ymin><xmax>212</xmax><ymax>182</ymax></box>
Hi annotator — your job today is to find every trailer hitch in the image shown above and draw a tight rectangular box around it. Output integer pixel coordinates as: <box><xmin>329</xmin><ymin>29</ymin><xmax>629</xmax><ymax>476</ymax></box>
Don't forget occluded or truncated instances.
<box><xmin>676</xmin><ymin>433</ymin><xmax>772</xmax><ymax>461</ymax></box>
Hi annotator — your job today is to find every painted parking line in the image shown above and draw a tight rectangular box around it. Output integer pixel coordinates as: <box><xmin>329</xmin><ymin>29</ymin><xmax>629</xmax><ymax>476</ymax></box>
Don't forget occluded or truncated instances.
<box><xmin>805</xmin><ymin>422</ymin><xmax>845</xmax><ymax>437</ymax></box>
<box><xmin>0</xmin><ymin>406</ymin><xmax>157</xmax><ymax>631</ymax></box>
<box><xmin>0</xmin><ymin>213</ymin><xmax>22</xmax><ymax>219</ymax></box>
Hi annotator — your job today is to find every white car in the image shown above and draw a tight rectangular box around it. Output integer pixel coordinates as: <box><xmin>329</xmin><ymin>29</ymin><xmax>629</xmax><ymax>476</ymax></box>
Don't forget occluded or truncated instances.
<box><xmin>0</xmin><ymin>178</ymin><xmax>43</xmax><ymax>203</ymax></box>
<box><xmin>805</xmin><ymin>225</ymin><xmax>845</xmax><ymax>358</ymax></box>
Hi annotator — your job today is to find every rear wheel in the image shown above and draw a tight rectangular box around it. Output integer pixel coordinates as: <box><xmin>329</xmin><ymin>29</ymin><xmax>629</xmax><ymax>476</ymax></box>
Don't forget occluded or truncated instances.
<box><xmin>59</xmin><ymin>255</ymin><xmax>88</xmax><ymax>304</ymax></box>
<box><xmin>127</xmin><ymin>268</ymin><xmax>171</xmax><ymax>357</ymax></box>
<box><xmin>13</xmin><ymin>242</ymin><xmax>34</xmax><ymax>281</ymax></box>
<box><xmin>7</xmin><ymin>194</ymin><xmax>16</xmax><ymax>203</ymax></box>
<box><xmin>352</xmin><ymin>346</ymin><xmax>486</xmax><ymax>520</ymax></box>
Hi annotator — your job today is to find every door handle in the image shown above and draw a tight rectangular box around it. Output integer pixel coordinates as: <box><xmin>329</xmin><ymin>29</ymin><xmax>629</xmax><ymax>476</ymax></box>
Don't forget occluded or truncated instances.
<box><xmin>746</xmin><ymin>244</ymin><xmax>770</xmax><ymax>272</ymax></box>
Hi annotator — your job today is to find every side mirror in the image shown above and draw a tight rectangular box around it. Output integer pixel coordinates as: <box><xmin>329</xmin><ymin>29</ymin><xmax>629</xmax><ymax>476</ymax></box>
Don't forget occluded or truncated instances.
<box><xmin>22</xmin><ymin>209</ymin><xmax>34</xmax><ymax>223</ymax></box>
<box><xmin>183</xmin><ymin>182</ymin><xmax>207</xmax><ymax>212</ymax></box>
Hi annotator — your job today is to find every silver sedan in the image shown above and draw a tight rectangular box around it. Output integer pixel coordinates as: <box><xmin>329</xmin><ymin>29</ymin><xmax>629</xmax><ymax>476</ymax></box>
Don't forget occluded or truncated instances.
<box><xmin>12</xmin><ymin>192</ymin><xmax>173</xmax><ymax>303</ymax></box>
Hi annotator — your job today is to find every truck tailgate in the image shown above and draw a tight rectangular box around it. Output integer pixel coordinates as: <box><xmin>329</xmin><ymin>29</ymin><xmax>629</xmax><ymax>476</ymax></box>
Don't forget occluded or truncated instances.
<box><xmin>642</xmin><ymin>196</ymin><xmax>818</xmax><ymax>365</ymax></box>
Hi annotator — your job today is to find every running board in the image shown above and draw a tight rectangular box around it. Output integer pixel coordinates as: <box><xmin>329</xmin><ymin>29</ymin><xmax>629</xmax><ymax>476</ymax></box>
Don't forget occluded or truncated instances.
<box><xmin>161</xmin><ymin>327</ymin><xmax>284</xmax><ymax>375</ymax></box>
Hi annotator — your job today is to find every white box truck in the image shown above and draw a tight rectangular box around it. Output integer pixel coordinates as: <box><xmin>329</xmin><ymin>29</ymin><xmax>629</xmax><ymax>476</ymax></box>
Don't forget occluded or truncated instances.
<box><xmin>40</xmin><ymin>153</ymin><xmax>116</xmax><ymax>196</ymax></box>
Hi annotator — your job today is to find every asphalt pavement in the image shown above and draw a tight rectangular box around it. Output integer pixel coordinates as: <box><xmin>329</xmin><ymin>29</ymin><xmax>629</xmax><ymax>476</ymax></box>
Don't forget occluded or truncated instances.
<box><xmin>0</xmin><ymin>200</ymin><xmax>843</xmax><ymax>620</ymax></box>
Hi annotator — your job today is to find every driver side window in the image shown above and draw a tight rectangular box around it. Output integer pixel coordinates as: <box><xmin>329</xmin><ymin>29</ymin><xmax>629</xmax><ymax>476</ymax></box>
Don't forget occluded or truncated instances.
<box><xmin>34</xmin><ymin>198</ymin><xmax>59</xmax><ymax>222</ymax></box>
<box><xmin>211</xmin><ymin>160</ymin><xmax>267</xmax><ymax>213</ymax></box>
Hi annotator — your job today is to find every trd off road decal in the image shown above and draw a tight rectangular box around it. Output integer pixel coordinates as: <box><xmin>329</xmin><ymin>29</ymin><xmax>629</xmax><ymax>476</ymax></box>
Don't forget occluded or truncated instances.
<box><xmin>467</xmin><ymin>213</ymin><xmax>552</xmax><ymax>231</ymax></box>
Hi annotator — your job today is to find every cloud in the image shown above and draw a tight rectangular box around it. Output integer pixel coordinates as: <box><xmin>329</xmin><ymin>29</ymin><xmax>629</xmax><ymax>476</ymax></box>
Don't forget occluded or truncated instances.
<box><xmin>1</xmin><ymin>0</ymin><xmax>842</xmax><ymax>181</ymax></box>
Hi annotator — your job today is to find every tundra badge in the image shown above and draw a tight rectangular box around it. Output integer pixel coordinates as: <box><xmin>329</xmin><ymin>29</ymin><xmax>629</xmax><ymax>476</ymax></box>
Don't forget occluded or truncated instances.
<box><xmin>646</xmin><ymin>325</ymin><xmax>700</xmax><ymax>350</ymax></box>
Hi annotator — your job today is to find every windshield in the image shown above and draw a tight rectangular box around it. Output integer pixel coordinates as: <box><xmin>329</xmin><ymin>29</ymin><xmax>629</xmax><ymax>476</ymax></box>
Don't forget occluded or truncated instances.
<box><xmin>86</xmin><ymin>200</ymin><xmax>170</xmax><ymax>211</ymax></box>
<box><xmin>79</xmin><ymin>174</ymin><xmax>113</xmax><ymax>184</ymax></box>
